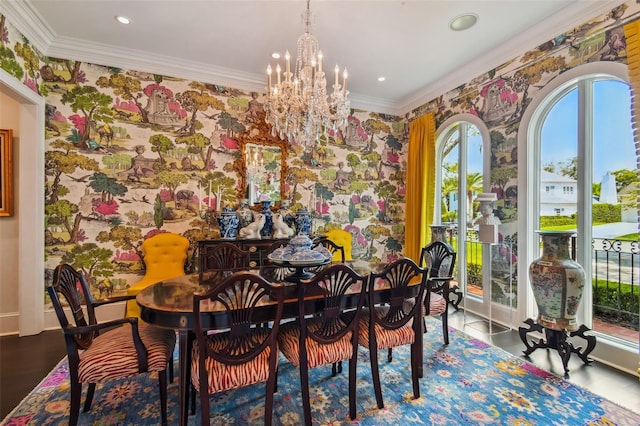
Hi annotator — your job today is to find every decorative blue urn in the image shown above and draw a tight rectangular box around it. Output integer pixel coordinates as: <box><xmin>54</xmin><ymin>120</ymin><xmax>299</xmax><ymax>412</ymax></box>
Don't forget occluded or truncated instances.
<box><xmin>236</xmin><ymin>198</ymin><xmax>254</xmax><ymax>230</ymax></box>
<box><xmin>260</xmin><ymin>200</ymin><xmax>273</xmax><ymax>238</ymax></box>
<box><xmin>278</xmin><ymin>199</ymin><xmax>295</xmax><ymax>229</ymax></box>
<box><xmin>216</xmin><ymin>206</ymin><xmax>239</xmax><ymax>239</ymax></box>
<box><xmin>294</xmin><ymin>206</ymin><xmax>312</xmax><ymax>235</ymax></box>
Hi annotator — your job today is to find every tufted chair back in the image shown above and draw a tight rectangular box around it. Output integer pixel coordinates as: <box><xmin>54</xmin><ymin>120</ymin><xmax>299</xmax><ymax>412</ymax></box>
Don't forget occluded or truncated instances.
<box><xmin>126</xmin><ymin>232</ymin><xmax>190</xmax><ymax>317</ymax></box>
<box><xmin>325</xmin><ymin>228</ymin><xmax>353</xmax><ymax>261</ymax></box>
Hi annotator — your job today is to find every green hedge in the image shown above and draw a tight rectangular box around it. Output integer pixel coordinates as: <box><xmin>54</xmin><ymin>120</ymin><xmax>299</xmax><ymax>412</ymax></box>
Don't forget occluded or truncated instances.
<box><xmin>593</xmin><ymin>280</ymin><xmax>639</xmax><ymax>327</ymax></box>
<box><xmin>539</xmin><ymin>204</ymin><xmax>621</xmax><ymax>228</ymax></box>
<box><xmin>540</xmin><ymin>216</ymin><xmax>575</xmax><ymax>227</ymax></box>
<box><xmin>592</xmin><ymin>203</ymin><xmax>621</xmax><ymax>223</ymax></box>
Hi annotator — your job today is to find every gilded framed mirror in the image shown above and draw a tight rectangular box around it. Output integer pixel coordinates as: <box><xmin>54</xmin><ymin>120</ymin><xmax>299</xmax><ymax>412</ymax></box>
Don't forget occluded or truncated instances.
<box><xmin>236</xmin><ymin>114</ymin><xmax>288</xmax><ymax>205</ymax></box>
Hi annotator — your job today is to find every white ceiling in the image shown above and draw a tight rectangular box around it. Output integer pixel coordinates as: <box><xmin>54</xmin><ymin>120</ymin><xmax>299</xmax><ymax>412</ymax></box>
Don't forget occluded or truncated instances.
<box><xmin>2</xmin><ymin>0</ymin><xmax>622</xmax><ymax>115</ymax></box>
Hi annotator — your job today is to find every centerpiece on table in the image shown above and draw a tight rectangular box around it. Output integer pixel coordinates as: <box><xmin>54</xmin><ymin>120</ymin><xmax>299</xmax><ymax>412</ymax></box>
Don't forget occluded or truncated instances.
<box><xmin>267</xmin><ymin>234</ymin><xmax>332</xmax><ymax>266</ymax></box>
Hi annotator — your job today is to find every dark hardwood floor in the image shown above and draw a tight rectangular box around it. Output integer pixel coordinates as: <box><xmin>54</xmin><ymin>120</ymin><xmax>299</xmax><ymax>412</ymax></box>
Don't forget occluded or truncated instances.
<box><xmin>1</xmin><ymin>329</ymin><xmax>66</xmax><ymax>418</ymax></box>
<box><xmin>1</xmin><ymin>311</ymin><xmax>638</xmax><ymax>419</ymax></box>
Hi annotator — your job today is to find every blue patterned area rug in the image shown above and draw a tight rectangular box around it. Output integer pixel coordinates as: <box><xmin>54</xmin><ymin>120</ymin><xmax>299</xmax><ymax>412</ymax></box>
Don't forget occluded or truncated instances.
<box><xmin>3</xmin><ymin>318</ymin><xmax>639</xmax><ymax>425</ymax></box>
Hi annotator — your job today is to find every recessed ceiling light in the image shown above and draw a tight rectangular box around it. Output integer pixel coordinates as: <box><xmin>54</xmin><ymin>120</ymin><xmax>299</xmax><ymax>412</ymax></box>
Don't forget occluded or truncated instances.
<box><xmin>115</xmin><ymin>16</ymin><xmax>131</xmax><ymax>25</ymax></box>
<box><xmin>272</xmin><ymin>52</ymin><xmax>281</xmax><ymax>59</ymax></box>
<box><xmin>449</xmin><ymin>13</ymin><xmax>478</xmax><ymax>31</ymax></box>
<box><xmin>378</xmin><ymin>76</ymin><xmax>386</xmax><ymax>82</ymax></box>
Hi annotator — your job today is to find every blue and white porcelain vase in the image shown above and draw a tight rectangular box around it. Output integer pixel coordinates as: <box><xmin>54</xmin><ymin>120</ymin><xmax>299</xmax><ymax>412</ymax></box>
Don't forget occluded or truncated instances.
<box><xmin>528</xmin><ymin>230</ymin><xmax>585</xmax><ymax>332</ymax></box>
<box><xmin>236</xmin><ymin>198</ymin><xmax>254</xmax><ymax>230</ymax></box>
<box><xmin>277</xmin><ymin>199</ymin><xmax>295</xmax><ymax>229</ymax></box>
<box><xmin>260</xmin><ymin>200</ymin><xmax>273</xmax><ymax>238</ymax></box>
<box><xmin>216</xmin><ymin>206</ymin><xmax>239</xmax><ymax>239</ymax></box>
<box><xmin>294</xmin><ymin>206</ymin><xmax>312</xmax><ymax>235</ymax></box>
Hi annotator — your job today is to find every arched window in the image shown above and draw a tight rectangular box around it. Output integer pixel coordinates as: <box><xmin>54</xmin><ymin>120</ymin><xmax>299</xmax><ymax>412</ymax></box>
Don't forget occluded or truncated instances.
<box><xmin>523</xmin><ymin>62</ymin><xmax>638</xmax><ymax>371</ymax></box>
<box><xmin>436</xmin><ymin>115</ymin><xmax>501</xmax><ymax>321</ymax></box>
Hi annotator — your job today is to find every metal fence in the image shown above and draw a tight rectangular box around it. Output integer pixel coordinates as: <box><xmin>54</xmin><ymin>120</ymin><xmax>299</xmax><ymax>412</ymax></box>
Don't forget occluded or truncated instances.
<box><xmin>445</xmin><ymin>225</ymin><xmax>639</xmax><ymax>332</ymax></box>
<box><xmin>590</xmin><ymin>238</ymin><xmax>639</xmax><ymax>330</ymax></box>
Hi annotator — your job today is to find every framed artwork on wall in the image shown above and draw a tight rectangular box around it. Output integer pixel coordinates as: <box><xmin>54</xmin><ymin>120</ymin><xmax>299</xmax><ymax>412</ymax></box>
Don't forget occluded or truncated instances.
<box><xmin>0</xmin><ymin>128</ymin><xmax>13</xmax><ymax>217</ymax></box>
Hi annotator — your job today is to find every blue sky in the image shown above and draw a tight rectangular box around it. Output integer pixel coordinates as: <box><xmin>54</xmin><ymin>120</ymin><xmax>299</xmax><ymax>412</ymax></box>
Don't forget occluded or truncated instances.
<box><xmin>542</xmin><ymin>79</ymin><xmax>636</xmax><ymax>182</ymax></box>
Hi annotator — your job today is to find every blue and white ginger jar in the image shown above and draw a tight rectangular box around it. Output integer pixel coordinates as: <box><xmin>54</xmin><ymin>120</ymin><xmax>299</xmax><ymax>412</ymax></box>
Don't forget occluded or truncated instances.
<box><xmin>294</xmin><ymin>207</ymin><xmax>312</xmax><ymax>235</ymax></box>
<box><xmin>236</xmin><ymin>198</ymin><xmax>254</xmax><ymax>230</ymax></box>
<box><xmin>260</xmin><ymin>200</ymin><xmax>274</xmax><ymax>238</ymax></box>
<box><xmin>217</xmin><ymin>206</ymin><xmax>239</xmax><ymax>239</ymax></box>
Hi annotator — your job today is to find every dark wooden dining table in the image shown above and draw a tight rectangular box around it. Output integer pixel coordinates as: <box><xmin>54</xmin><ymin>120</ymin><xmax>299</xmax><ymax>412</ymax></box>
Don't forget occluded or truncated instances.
<box><xmin>136</xmin><ymin>261</ymin><xmax>399</xmax><ymax>426</ymax></box>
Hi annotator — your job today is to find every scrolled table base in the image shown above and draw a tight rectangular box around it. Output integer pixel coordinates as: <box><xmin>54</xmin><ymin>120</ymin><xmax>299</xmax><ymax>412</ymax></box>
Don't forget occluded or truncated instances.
<box><xmin>518</xmin><ymin>318</ymin><xmax>596</xmax><ymax>378</ymax></box>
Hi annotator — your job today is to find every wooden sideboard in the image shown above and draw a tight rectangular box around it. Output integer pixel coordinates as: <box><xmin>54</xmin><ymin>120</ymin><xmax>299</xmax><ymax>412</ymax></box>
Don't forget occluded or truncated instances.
<box><xmin>197</xmin><ymin>238</ymin><xmax>290</xmax><ymax>281</ymax></box>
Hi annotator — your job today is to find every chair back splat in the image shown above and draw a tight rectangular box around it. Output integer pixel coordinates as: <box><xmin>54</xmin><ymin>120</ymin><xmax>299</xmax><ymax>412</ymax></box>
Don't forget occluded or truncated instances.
<box><xmin>49</xmin><ymin>264</ymin><xmax>175</xmax><ymax>426</ymax></box>
<box><xmin>192</xmin><ymin>272</ymin><xmax>285</xmax><ymax>426</ymax></box>
<box><xmin>200</xmin><ymin>241</ymin><xmax>251</xmax><ymax>277</ymax></box>
<box><xmin>420</xmin><ymin>241</ymin><xmax>456</xmax><ymax>285</ymax></box>
<box><xmin>278</xmin><ymin>263</ymin><xmax>368</xmax><ymax>425</ymax></box>
<box><xmin>363</xmin><ymin>257</ymin><xmax>427</xmax><ymax>409</ymax></box>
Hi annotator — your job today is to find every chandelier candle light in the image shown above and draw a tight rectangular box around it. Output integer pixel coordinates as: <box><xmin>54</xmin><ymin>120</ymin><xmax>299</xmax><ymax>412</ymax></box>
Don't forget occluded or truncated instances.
<box><xmin>265</xmin><ymin>0</ymin><xmax>350</xmax><ymax>147</ymax></box>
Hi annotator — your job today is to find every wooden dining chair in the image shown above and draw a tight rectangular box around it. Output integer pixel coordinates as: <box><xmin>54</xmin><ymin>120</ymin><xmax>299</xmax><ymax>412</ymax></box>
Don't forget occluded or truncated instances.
<box><xmin>358</xmin><ymin>257</ymin><xmax>427</xmax><ymax>409</ymax></box>
<box><xmin>48</xmin><ymin>264</ymin><xmax>176</xmax><ymax>426</ymax></box>
<box><xmin>277</xmin><ymin>263</ymin><xmax>368</xmax><ymax>425</ymax></box>
<box><xmin>310</xmin><ymin>236</ymin><xmax>347</xmax><ymax>374</ymax></box>
<box><xmin>199</xmin><ymin>241</ymin><xmax>252</xmax><ymax>280</ymax></box>
<box><xmin>420</xmin><ymin>241</ymin><xmax>457</xmax><ymax>344</ymax></box>
<box><xmin>191</xmin><ymin>272</ymin><xmax>285</xmax><ymax>426</ymax></box>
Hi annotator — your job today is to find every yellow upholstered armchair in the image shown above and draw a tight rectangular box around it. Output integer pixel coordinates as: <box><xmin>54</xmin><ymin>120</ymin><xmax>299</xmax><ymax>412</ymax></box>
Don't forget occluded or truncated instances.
<box><xmin>325</xmin><ymin>228</ymin><xmax>353</xmax><ymax>261</ymax></box>
<box><xmin>126</xmin><ymin>232</ymin><xmax>190</xmax><ymax>317</ymax></box>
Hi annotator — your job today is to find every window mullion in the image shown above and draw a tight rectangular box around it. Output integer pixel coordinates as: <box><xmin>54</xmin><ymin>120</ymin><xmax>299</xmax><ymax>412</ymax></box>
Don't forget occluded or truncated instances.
<box><xmin>577</xmin><ymin>80</ymin><xmax>594</xmax><ymax>325</ymax></box>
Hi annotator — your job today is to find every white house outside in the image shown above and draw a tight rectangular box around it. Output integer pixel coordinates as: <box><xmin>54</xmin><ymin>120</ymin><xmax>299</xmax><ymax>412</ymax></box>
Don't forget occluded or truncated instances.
<box><xmin>540</xmin><ymin>170</ymin><xmax>578</xmax><ymax>216</ymax></box>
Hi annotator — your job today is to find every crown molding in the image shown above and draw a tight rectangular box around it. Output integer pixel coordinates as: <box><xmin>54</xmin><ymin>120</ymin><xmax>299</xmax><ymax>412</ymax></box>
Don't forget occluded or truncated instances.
<box><xmin>1</xmin><ymin>0</ymin><xmax>55</xmax><ymax>53</ymax></box>
<box><xmin>399</xmin><ymin>0</ymin><xmax>626</xmax><ymax>114</ymax></box>
<box><xmin>46</xmin><ymin>35</ymin><xmax>268</xmax><ymax>93</ymax></box>
<box><xmin>348</xmin><ymin>93</ymin><xmax>404</xmax><ymax>117</ymax></box>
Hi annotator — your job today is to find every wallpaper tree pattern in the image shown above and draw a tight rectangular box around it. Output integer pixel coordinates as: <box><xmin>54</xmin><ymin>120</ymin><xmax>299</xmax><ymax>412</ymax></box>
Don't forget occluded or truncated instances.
<box><xmin>1</xmin><ymin>1</ymin><xmax>639</xmax><ymax>300</ymax></box>
<box><xmin>1</xmin><ymin>15</ymin><xmax>410</xmax><ymax>297</ymax></box>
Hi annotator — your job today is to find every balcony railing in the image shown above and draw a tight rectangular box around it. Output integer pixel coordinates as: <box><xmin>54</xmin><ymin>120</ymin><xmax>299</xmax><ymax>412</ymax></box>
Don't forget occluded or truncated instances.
<box><xmin>442</xmin><ymin>224</ymin><xmax>639</xmax><ymax>341</ymax></box>
<box><xmin>590</xmin><ymin>238</ymin><xmax>639</xmax><ymax>332</ymax></box>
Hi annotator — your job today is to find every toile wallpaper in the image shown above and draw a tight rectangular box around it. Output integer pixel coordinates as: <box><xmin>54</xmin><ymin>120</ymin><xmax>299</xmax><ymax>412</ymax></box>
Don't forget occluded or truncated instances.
<box><xmin>1</xmin><ymin>1</ymin><xmax>638</xmax><ymax>300</ymax></box>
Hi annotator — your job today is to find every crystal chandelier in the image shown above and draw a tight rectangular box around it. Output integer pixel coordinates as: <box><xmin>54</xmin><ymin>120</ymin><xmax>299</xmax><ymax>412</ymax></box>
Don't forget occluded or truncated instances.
<box><xmin>264</xmin><ymin>0</ymin><xmax>350</xmax><ymax>148</ymax></box>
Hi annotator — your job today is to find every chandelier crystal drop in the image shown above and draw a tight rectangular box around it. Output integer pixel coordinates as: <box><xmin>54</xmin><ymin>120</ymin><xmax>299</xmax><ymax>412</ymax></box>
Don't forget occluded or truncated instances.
<box><xmin>264</xmin><ymin>0</ymin><xmax>350</xmax><ymax>147</ymax></box>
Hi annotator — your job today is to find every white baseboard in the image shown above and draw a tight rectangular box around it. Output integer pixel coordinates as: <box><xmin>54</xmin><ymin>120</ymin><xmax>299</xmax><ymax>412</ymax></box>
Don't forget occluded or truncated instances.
<box><xmin>0</xmin><ymin>302</ymin><xmax>127</xmax><ymax>336</ymax></box>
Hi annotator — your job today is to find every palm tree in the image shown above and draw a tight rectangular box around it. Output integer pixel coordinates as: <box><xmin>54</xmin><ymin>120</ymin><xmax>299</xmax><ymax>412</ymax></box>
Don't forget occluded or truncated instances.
<box><xmin>441</xmin><ymin>162</ymin><xmax>458</xmax><ymax>221</ymax></box>
<box><xmin>466</xmin><ymin>172</ymin><xmax>483</xmax><ymax>221</ymax></box>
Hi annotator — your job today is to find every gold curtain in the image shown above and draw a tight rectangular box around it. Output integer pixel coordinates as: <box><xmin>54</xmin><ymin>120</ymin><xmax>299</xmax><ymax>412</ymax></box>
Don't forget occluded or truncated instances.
<box><xmin>405</xmin><ymin>113</ymin><xmax>436</xmax><ymax>262</ymax></box>
<box><xmin>623</xmin><ymin>19</ymin><xmax>640</xmax><ymax>378</ymax></box>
